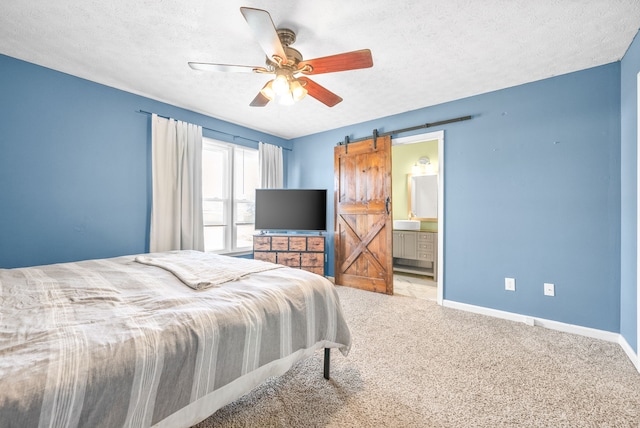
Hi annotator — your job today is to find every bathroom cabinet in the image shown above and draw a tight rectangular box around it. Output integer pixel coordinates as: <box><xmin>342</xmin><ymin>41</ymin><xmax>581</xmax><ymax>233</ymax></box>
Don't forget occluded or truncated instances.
<box><xmin>392</xmin><ymin>230</ymin><xmax>437</xmax><ymax>278</ymax></box>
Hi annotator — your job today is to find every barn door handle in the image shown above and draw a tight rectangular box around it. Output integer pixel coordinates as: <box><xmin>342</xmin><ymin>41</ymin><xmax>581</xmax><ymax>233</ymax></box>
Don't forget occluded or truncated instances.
<box><xmin>385</xmin><ymin>197</ymin><xmax>390</xmax><ymax>215</ymax></box>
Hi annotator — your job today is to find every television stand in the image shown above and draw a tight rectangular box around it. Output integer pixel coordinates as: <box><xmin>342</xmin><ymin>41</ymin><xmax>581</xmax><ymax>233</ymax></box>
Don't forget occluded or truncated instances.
<box><xmin>253</xmin><ymin>234</ymin><xmax>325</xmax><ymax>276</ymax></box>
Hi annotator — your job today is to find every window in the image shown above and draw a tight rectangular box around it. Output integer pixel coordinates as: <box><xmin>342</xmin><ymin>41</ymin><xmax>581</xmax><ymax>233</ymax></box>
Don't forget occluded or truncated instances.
<box><xmin>202</xmin><ymin>138</ymin><xmax>259</xmax><ymax>254</ymax></box>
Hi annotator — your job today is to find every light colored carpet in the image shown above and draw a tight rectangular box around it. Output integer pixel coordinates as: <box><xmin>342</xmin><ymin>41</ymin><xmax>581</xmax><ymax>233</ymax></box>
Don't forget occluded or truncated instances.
<box><xmin>194</xmin><ymin>286</ymin><xmax>639</xmax><ymax>427</ymax></box>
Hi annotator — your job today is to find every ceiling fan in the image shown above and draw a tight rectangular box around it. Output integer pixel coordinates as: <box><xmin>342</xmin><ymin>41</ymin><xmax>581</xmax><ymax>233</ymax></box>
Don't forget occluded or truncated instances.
<box><xmin>188</xmin><ymin>7</ymin><xmax>373</xmax><ymax>107</ymax></box>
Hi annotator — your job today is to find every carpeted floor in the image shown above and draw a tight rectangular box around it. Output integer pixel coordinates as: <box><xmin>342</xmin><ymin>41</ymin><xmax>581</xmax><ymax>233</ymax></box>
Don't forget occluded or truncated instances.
<box><xmin>194</xmin><ymin>286</ymin><xmax>640</xmax><ymax>427</ymax></box>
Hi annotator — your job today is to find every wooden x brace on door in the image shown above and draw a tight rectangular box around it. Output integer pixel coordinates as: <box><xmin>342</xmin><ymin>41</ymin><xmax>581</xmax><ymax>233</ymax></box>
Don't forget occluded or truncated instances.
<box><xmin>339</xmin><ymin>214</ymin><xmax>387</xmax><ymax>275</ymax></box>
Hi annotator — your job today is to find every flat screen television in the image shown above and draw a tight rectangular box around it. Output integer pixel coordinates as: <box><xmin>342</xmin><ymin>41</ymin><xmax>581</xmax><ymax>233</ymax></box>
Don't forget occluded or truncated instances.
<box><xmin>255</xmin><ymin>189</ymin><xmax>327</xmax><ymax>232</ymax></box>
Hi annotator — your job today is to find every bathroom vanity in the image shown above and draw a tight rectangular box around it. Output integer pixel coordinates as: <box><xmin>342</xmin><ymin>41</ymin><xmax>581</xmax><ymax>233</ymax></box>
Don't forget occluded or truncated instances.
<box><xmin>392</xmin><ymin>230</ymin><xmax>437</xmax><ymax>278</ymax></box>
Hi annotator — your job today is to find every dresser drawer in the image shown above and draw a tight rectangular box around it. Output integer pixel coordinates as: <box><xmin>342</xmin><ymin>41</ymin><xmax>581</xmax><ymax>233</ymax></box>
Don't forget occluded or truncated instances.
<box><xmin>277</xmin><ymin>252</ymin><xmax>301</xmax><ymax>267</ymax></box>
<box><xmin>253</xmin><ymin>236</ymin><xmax>271</xmax><ymax>251</ymax></box>
<box><xmin>418</xmin><ymin>242</ymin><xmax>434</xmax><ymax>252</ymax></box>
<box><xmin>307</xmin><ymin>237</ymin><xmax>325</xmax><ymax>252</ymax></box>
<box><xmin>302</xmin><ymin>266</ymin><xmax>324</xmax><ymax>275</ymax></box>
<box><xmin>272</xmin><ymin>237</ymin><xmax>289</xmax><ymax>250</ymax></box>
<box><xmin>301</xmin><ymin>253</ymin><xmax>323</xmax><ymax>267</ymax></box>
<box><xmin>289</xmin><ymin>237</ymin><xmax>307</xmax><ymax>251</ymax></box>
<box><xmin>417</xmin><ymin>251</ymin><xmax>434</xmax><ymax>261</ymax></box>
<box><xmin>254</xmin><ymin>251</ymin><xmax>276</xmax><ymax>263</ymax></box>
<box><xmin>417</xmin><ymin>232</ymin><xmax>435</xmax><ymax>243</ymax></box>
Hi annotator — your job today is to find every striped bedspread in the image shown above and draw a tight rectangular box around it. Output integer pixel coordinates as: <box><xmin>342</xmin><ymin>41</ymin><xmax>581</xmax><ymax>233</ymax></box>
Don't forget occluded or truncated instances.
<box><xmin>0</xmin><ymin>251</ymin><xmax>351</xmax><ymax>428</ymax></box>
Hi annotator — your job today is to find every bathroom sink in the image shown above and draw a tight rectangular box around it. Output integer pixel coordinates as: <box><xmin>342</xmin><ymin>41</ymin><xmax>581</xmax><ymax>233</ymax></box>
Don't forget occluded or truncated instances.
<box><xmin>393</xmin><ymin>220</ymin><xmax>420</xmax><ymax>230</ymax></box>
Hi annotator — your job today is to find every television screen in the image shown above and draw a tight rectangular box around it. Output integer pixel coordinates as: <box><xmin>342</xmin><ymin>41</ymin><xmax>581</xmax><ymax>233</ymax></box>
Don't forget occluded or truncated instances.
<box><xmin>255</xmin><ymin>189</ymin><xmax>327</xmax><ymax>231</ymax></box>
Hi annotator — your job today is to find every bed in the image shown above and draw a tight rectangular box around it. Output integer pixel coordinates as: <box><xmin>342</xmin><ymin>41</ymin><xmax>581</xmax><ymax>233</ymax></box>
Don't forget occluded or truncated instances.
<box><xmin>0</xmin><ymin>250</ymin><xmax>351</xmax><ymax>427</ymax></box>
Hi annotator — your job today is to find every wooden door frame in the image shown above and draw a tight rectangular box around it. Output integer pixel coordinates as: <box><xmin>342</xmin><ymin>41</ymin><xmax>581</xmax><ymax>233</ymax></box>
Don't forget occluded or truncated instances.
<box><xmin>392</xmin><ymin>130</ymin><xmax>444</xmax><ymax>305</ymax></box>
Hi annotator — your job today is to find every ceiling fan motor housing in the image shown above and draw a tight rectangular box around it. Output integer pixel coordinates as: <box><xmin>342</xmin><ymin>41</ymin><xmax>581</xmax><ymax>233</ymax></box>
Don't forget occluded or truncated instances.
<box><xmin>277</xmin><ymin>28</ymin><xmax>296</xmax><ymax>47</ymax></box>
<box><xmin>264</xmin><ymin>29</ymin><xmax>303</xmax><ymax>69</ymax></box>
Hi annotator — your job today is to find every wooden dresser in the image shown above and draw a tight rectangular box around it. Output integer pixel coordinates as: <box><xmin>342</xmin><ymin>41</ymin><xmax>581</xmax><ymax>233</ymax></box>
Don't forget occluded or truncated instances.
<box><xmin>253</xmin><ymin>234</ymin><xmax>325</xmax><ymax>275</ymax></box>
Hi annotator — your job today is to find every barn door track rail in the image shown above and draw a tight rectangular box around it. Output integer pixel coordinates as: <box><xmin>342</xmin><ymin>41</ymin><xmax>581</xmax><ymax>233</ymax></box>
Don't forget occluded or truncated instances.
<box><xmin>337</xmin><ymin>114</ymin><xmax>473</xmax><ymax>149</ymax></box>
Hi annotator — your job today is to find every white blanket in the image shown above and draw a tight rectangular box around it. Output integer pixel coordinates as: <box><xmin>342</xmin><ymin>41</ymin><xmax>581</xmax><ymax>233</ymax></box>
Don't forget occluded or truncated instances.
<box><xmin>135</xmin><ymin>250</ymin><xmax>283</xmax><ymax>290</ymax></box>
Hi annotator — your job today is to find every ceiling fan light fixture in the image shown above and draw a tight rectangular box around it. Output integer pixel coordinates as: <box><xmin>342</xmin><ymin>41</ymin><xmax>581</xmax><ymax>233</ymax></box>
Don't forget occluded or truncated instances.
<box><xmin>259</xmin><ymin>80</ymin><xmax>275</xmax><ymax>100</ymax></box>
<box><xmin>290</xmin><ymin>79</ymin><xmax>307</xmax><ymax>101</ymax></box>
<box><xmin>272</xmin><ymin>70</ymin><xmax>290</xmax><ymax>96</ymax></box>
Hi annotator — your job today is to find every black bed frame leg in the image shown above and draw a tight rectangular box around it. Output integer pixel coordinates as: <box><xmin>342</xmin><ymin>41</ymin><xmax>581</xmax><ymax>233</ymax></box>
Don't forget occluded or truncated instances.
<box><xmin>323</xmin><ymin>348</ymin><xmax>330</xmax><ymax>380</ymax></box>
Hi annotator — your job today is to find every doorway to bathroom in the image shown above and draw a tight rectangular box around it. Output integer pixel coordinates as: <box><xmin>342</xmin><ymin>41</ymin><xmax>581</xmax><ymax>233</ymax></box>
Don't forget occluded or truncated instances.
<box><xmin>391</xmin><ymin>130</ymin><xmax>444</xmax><ymax>304</ymax></box>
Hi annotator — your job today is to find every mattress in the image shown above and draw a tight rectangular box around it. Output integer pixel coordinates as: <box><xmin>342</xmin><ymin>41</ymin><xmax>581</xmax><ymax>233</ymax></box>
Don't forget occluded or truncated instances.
<box><xmin>0</xmin><ymin>251</ymin><xmax>351</xmax><ymax>427</ymax></box>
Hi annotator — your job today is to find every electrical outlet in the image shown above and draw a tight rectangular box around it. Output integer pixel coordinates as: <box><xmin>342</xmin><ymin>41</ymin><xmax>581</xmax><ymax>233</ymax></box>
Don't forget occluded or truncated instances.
<box><xmin>544</xmin><ymin>283</ymin><xmax>555</xmax><ymax>296</ymax></box>
<box><xmin>505</xmin><ymin>277</ymin><xmax>516</xmax><ymax>291</ymax></box>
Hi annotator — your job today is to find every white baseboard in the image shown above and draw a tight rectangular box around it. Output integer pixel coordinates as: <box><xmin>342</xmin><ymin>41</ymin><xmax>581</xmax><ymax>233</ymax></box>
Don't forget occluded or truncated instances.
<box><xmin>618</xmin><ymin>335</ymin><xmax>640</xmax><ymax>372</ymax></box>
<box><xmin>442</xmin><ymin>299</ymin><xmax>619</xmax><ymax>342</ymax></box>
<box><xmin>441</xmin><ymin>300</ymin><xmax>639</xmax><ymax>370</ymax></box>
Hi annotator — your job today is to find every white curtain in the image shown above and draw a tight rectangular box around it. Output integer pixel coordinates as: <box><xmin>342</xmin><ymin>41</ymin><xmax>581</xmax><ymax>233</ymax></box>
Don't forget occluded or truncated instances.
<box><xmin>259</xmin><ymin>142</ymin><xmax>283</xmax><ymax>188</ymax></box>
<box><xmin>150</xmin><ymin>114</ymin><xmax>204</xmax><ymax>252</ymax></box>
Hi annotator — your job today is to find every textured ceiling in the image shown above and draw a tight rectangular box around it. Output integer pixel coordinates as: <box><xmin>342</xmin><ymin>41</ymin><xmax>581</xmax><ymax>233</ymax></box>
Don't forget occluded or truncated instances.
<box><xmin>2</xmin><ymin>1</ymin><xmax>639</xmax><ymax>139</ymax></box>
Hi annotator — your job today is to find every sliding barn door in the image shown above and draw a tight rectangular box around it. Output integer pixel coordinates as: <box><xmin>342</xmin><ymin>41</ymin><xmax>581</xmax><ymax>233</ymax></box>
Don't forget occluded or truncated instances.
<box><xmin>334</xmin><ymin>135</ymin><xmax>393</xmax><ymax>294</ymax></box>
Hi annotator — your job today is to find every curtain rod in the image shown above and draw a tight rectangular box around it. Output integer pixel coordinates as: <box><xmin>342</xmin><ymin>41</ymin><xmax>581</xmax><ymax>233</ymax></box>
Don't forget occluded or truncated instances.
<box><xmin>136</xmin><ymin>110</ymin><xmax>292</xmax><ymax>151</ymax></box>
<box><xmin>337</xmin><ymin>115</ymin><xmax>473</xmax><ymax>146</ymax></box>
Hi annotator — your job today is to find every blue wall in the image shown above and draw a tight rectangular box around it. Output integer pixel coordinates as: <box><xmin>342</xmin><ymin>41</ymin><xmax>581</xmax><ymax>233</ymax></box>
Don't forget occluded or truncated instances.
<box><xmin>0</xmin><ymin>50</ymin><xmax>629</xmax><ymax>336</ymax></box>
<box><xmin>0</xmin><ymin>54</ymin><xmax>290</xmax><ymax>268</ymax></box>
<box><xmin>621</xmin><ymin>31</ymin><xmax>640</xmax><ymax>353</ymax></box>
<box><xmin>290</xmin><ymin>63</ymin><xmax>622</xmax><ymax>333</ymax></box>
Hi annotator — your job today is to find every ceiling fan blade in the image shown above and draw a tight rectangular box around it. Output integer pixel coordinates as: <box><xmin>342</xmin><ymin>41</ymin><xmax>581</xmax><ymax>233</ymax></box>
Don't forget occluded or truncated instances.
<box><xmin>188</xmin><ymin>62</ymin><xmax>268</xmax><ymax>73</ymax></box>
<box><xmin>299</xmin><ymin>49</ymin><xmax>373</xmax><ymax>75</ymax></box>
<box><xmin>250</xmin><ymin>92</ymin><xmax>271</xmax><ymax>107</ymax></box>
<box><xmin>240</xmin><ymin>7</ymin><xmax>287</xmax><ymax>64</ymax></box>
<box><xmin>298</xmin><ymin>77</ymin><xmax>343</xmax><ymax>107</ymax></box>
